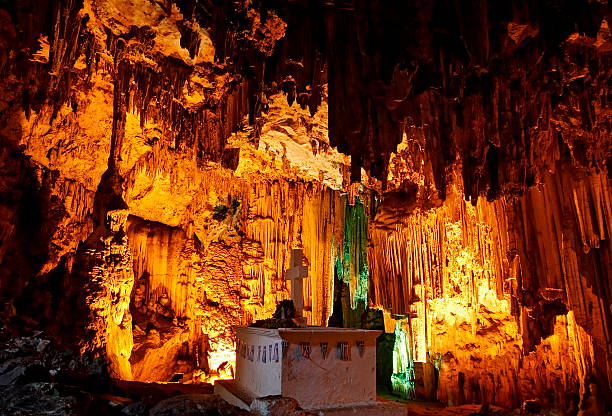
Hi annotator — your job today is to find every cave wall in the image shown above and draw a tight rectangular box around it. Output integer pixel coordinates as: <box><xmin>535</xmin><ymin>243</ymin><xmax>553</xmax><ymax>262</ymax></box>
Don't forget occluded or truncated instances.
<box><xmin>0</xmin><ymin>0</ymin><xmax>354</xmax><ymax>382</ymax></box>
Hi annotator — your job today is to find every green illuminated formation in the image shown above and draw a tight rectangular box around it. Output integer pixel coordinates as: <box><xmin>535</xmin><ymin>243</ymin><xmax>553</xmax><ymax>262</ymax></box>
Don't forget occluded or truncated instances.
<box><xmin>391</xmin><ymin>320</ymin><xmax>416</xmax><ymax>399</ymax></box>
<box><xmin>337</xmin><ymin>197</ymin><xmax>369</xmax><ymax>308</ymax></box>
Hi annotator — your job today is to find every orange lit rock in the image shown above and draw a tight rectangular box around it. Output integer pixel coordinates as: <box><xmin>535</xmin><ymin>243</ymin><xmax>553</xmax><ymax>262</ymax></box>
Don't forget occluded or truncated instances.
<box><xmin>371</xmin><ymin>164</ymin><xmax>611</xmax><ymax>407</ymax></box>
<box><xmin>72</xmin><ymin>208</ymin><xmax>134</xmax><ymax>380</ymax></box>
<box><xmin>0</xmin><ymin>0</ymin><xmax>610</xmax><ymax>412</ymax></box>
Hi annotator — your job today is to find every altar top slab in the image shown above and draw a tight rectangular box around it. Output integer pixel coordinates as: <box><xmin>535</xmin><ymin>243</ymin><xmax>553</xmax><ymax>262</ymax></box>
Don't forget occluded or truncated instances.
<box><xmin>235</xmin><ymin>326</ymin><xmax>382</xmax><ymax>342</ymax></box>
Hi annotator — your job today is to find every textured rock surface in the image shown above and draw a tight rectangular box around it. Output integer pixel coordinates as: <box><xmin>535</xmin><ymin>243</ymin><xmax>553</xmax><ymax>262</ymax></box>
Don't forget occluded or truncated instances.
<box><xmin>0</xmin><ymin>325</ymin><xmax>249</xmax><ymax>415</ymax></box>
<box><xmin>148</xmin><ymin>394</ymin><xmax>247</xmax><ymax>416</ymax></box>
<box><xmin>0</xmin><ymin>0</ymin><xmax>610</xmax><ymax>413</ymax></box>
<box><xmin>371</xmin><ymin>167</ymin><xmax>611</xmax><ymax>408</ymax></box>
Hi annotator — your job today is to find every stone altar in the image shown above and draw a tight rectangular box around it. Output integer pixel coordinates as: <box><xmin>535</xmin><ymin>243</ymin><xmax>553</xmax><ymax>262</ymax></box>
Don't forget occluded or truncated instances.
<box><xmin>215</xmin><ymin>326</ymin><xmax>406</xmax><ymax>415</ymax></box>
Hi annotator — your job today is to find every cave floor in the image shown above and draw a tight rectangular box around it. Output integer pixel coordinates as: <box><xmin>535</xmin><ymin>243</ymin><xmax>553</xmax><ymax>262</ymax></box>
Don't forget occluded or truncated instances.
<box><xmin>377</xmin><ymin>388</ymin><xmax>509</xmax><ymax>416</ymax></box>
<box><xmin>403</xmin><ymin>403</ymin><xmax>509</xmax><ymax>416</ymax></box>
<box><xmin>112</xmin><ymin>380</ymin><xmax>509</xmax><ymax>415</ymax></box>
<box><xmin>110</xmin><ymin>379</ymin><xmax>215</xmax><ymax>406</ymax></box>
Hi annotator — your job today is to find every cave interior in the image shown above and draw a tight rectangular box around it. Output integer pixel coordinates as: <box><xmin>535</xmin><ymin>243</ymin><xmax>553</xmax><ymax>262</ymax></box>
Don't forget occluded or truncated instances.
<box><xmin>0</xmin><ymin>0</ymin><xmax>611</xmax><ymax>415</ymax></box>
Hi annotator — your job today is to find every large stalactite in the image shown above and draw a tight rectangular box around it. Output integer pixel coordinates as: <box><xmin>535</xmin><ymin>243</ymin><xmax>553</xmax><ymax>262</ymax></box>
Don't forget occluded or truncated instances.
<box><xmin>0</xmin><ymin>0</ymin><xmax>610</xmax><ymax>413</ymax></box>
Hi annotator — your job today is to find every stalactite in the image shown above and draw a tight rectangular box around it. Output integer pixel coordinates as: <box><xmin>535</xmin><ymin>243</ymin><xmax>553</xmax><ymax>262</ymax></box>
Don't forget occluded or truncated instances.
<box><xmin>126</xmin><ymin>216</ymin><xmax>188</xmax><ymax>316</ymax></box>
<box><xmin>109</xmin><ymin>174</ymin><xmax>358</xmax><ymax>380</ymax></box>
<box><xmin>300</xmin><ymin>185</ymin><xmax>345</xmax><ymax>325</ymax></box>
<box><xmin>369</xmin><ymin>163</ymin><xmax>611</xmax><ymax>407</ymax></box>
<box><xmin>244</xmin><ymin>180</ymin><xmax>348</xmax><ymax>326</ymax></box>
<box><xmin>261</xmin><ymin>1</ymin><xmax>611</xmax><ymax>189</ymax></box>
<box><xmin>3</xmin><ymin>0</ymin><xmax>94</xmax><ymax>120</ymax></box>
<box><xmin>336</xmin><ymin>196</ymin><xmax>370</xmax><ymax>309</ymax></box>
<box><xmin>124</xmin><ymin>59</ymin><xmax>251</xmax><ymax>163</ymax></box>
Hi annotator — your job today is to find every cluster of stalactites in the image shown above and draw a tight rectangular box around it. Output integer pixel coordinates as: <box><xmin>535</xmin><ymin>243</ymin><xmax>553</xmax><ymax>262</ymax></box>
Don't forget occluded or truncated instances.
<box><xmin>368</xmin><ymin>162</ymin><xmax>611</xmax><ymax>405</ymax></box>
<box><xmin>117</xmin><ymin>175</ymin><xmax>375</xmax><ymax>383</ymax></box>
<box><xmin>244</xmin><ymin>180</ymin><xmax>368</xmax><ymax>326</ymax></box>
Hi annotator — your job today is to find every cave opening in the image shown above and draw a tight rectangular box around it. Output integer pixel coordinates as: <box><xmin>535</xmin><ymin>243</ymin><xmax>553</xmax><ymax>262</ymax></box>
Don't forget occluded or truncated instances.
<box><xmin>0</xmin><ymin>0</ymin><xmax>610</xmax><ymax>415</ymax></box>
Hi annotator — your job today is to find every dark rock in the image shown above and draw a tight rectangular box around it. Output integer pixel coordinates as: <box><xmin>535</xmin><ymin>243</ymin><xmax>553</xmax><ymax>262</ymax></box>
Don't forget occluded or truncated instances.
<box><xmin>272</xmin><ymin>300</ymin><xmax>296</xmax><ymax>320</ymax></box>
<box><xmin>522</xmin><ymin>399</ymin><xmax>542</xmax><ymax>414</ymax></box>
<box><xmin>249</xmin><ymin>318</ymin><xmax>299</xmax><ymax>329</ymax></box>
<box><xmin>0</xmin><ymin>357</ymin><xmax>50</xmax><ymax>385</ymax></box>
<box><xmin>0</xmin><ymin>360</ymin><xmax>27</xmax><ymax>385</ymax></box>
<box><xmin>148</xmin><ymin>394</ymin><xmax>247</xmax><ymax>416</ymax></box>
<box><xmin>0</xmin><ymin>382</ymin><xmax>78</xmax><ymax>416</ymax></box>
<box><xmin>122</xmin><ymin>402</ymin><xmax>147</xmax><ymax>416</ymax></box>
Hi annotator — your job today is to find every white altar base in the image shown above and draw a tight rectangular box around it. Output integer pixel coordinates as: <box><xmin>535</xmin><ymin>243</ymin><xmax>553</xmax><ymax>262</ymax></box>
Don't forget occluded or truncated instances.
<box><xmin>214</xmin><ymin>326</ymin><xmax>406</xmax><ymax>416</ymax></box>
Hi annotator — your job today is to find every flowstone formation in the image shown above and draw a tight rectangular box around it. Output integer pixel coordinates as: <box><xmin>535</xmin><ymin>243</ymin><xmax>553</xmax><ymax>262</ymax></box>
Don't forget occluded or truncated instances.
<box><xmin>0</xmin><ymin>0</ymin><xmax>610</xmax><ymax>413</ymax></box>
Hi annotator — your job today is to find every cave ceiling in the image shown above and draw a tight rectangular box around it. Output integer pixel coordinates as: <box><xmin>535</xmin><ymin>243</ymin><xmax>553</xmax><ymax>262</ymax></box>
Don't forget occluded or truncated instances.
<box><xmin>3</xmin><ymin>0</ymin><xmax>610</xmax><ymax>197</ymax></box>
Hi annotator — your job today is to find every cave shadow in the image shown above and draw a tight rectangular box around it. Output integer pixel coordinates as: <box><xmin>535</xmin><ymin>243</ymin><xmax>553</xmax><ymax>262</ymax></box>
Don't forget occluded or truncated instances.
<box><xmin>0</xmin><ymin>113</ymin><xmax>74</xmax><ymax>334</ymax></box>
